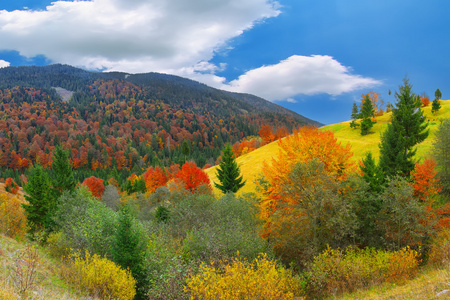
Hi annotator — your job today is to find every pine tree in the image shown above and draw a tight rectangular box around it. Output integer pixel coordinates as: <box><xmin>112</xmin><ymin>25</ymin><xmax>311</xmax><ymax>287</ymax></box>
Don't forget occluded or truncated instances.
<box><xmin>214</xmin><ymin>143</ymin><xmax>246</xmax><ymax>193</ymax></box>
<box><xmin>51</xmin><ymin>145</ymin><xmax>76</xmax><ymax>199</ymax></box>
<box><xmin>360</xmin><ymin>152</ymin><xmax>384</xmax><ymax>193</ymax></box>
<box><xmin>22</xmin><ymin>164</ymin><xmax>54</xmax><ymax>234</ymax></box>
<box><xmin>112</xmin><ymin>206</ymin><xmax>148</xmax><ymax>299</ymax></box>
<box><xmin>349</xmin><ymin>102</ymin><xmax>360</xmax><ymax>129</ymax></box>
<box><xmin>360</xmin><ymin>94</ymin><xmax>374</xmax><ymax>135</ymax></box>
<box><xmin>379</xmin><ymin>78</ymin><xmax>429</xmax><ymax>177</ymax></box>
<box><xmin>432</xmin><ymin>88</ymin><xmax>442</xmax><ymax>115</ymax></box>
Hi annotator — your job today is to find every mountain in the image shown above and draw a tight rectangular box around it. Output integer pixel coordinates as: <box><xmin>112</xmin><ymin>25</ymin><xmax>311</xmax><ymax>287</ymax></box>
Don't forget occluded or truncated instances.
<box><xmin>0</xmin><ymin>64</ymin><xmax>319</xmax><ymax>184</ymax></box>
<box><xmin>206</xmin><ymin>100</ymin><xmax>450</xmax><ymax>195</ymax></box>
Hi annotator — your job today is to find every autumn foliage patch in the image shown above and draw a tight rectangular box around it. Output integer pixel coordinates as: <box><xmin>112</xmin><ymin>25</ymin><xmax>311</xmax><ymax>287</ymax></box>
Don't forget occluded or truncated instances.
<box><xmin>82</xmin><ymin>176</ymin><xmax>105</xmax><ymax>199</ymax></box>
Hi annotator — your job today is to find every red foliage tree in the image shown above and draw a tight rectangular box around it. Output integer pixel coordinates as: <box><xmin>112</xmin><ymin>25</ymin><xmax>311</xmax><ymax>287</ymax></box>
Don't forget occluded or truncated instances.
<box><xmin>143</xmin><ymin>166</ymin><xmax>168</xmax><ymax>193</ymax></box>
<box><xmin>259</xmin><ymin>125</ymin><xmax>275</xmax><ymax>145</ymax></box>
<box><xmin>174</xmin><ymin>162</ymin><xmax>211</xmax><ymax>193</ymax></box>
<box><xmin>82</xmin><ymin>176</ymin><xmax>105</xmax><ymax>199</ymax></box>
<box><xmin>411</xmin><ymin>158</ymin><xmax>441</xmax><ymax>203</ymax></box>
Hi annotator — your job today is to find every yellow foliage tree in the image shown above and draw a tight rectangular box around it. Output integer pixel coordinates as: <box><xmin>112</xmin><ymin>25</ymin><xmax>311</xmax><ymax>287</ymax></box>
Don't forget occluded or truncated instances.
<box><xmin>0</xmin><ymin>194</ymin><xmax>27</xmax><ymax>238</ymax></box>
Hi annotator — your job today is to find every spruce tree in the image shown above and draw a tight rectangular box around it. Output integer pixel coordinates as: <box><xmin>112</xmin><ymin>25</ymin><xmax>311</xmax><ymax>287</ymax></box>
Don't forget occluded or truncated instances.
<box><xmin>22</xmin><ymin>164</ymin><xmax>54</xmax><ymax>234</ymax></box>
<box><xmin>360</xmin><ymin>152</ymin><xmax>384</xmax><ymax>193</ymax></box>
<box><xmin>360</xmin><ymin>94</ymin><xmax>374</xmax><ymax>135</ymax></box>
<box><xmin>379</xmin><ymin>78</ymin><xmax>429</xmax><ymax>177</ymax></box>
<box><xmin>349</xmin><ymin>102</ymin><xmax>360</xmax><ymax>129</ymax></box>
<box><xmin>432</xmin><ymin>88</ymin><xmax>442</xmax><ymax>115</ymax></box>
<box><xmin>112</xmin><ymin>206</ymin><xmax>148</xmax><ymax>299</ymax></box>
<box><xmin>214</xmin><ymin>143</ymin><xmax>246</xmax><ymax>193</ymax></box>
<box><xmin>51</xmin><ymin>145</ymin><xmax>76</xmax><ymax>199</ymax></box>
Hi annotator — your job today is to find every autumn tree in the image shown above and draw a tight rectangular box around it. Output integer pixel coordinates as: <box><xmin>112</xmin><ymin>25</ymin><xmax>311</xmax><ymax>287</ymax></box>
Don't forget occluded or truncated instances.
<box><xmin>258</xmin><ymin>126</ymin><xmax>354</xmax><ymax>238</ymax></box>
<box><xmin>379</xmin><ymin>78</ymin><xmax>428</xmax><ymax>178</ymax></box>
<box><xmin>4</xmin><ymin>178</ymin><xmax>19</xmax><ymax>194</ymax></box>
<box><xmin>174</xmin><ymin>161</ymin><xmax>212</xmax><ymax>193</ymax></box>
<box><xmin>82</xmin><ymin>176</ymin><xmax>105</xmax><ymax>199</ymax></box>
<box><xmin>142</xmin><ymin>166</ymin><xmax>167</xmax><ymax>194</ymax></box>
<box><xmin>361</xmin><ymin>91</ymin><xmax>384</xmax><ymax>115</ymax></box>
<box><xmin>420</xmin><ymin>93</ymin><xmax>430</xmax><ymax>107</ymax></box>
<box><xmin>411</xmin><ymin>158</ymin><xmax>441</xmax><ymax>202</ymax></box>
<box><xmin>259</xmin><ymin>124</ymin><xmax>275</xmax><ymax>145</ymax></box>
<box><xmin>214</xmin><ymin>143</ymin><xmax>245</xmax><ymax>194</ymax></box>
<box><xmin>360</xmin><ymin>94</ymin><xmax>375</xmax><ymax>135</ymax></box>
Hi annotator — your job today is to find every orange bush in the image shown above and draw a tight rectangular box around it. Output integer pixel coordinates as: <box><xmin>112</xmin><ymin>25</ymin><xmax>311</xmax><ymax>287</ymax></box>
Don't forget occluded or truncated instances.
<box><xmin>82</xmin><ymin>176</ymin><xmax>105</xmax><ymax>199</ymax></box>
<box><xmin>0</xmin><ymin>194</ymin><xmax>27</xmax><ymax>238</ymax></box>
<box><xmin>4</xmin><ymin>178</ymin><xmax>19</xmax><ymax>194</ymax></box>
<box><xmin>420</xmin><ymin>96</ymin><xmax>430</xmax><ymax>107</ymax></box>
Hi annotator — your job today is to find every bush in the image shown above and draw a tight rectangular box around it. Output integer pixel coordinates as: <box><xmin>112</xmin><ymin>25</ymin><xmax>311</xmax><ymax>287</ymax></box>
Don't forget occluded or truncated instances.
<box><xmin>429</xmin><ymin>227</ymin><xmax>450</xmax><ymax>267</ymax></box>
<box><xmin>0</xmin><ymin>194</ymin><xmax>27</xmax><ymax>239</ymax></box>
<box><xmin>4</xmin><ymin>178</ymin><xmax>19</xmax><ymax>194</ymax></box>
<box><xmin>185</xmin><ymin>253</ymin><xmax>304</xmax><ymax>300</ymax></box>
<box><xmin>101</xmin><ymin>184</ymin><xmax>121</xmax><ymax>211</ymax></box>
<box><xmin>53</xmin><ymin>187</ymin><xmax>118</xmax><ymax>256</ymax></box>
<box><xmin>62</xmin><ymin>251</ymin><xmax>136</xmax><ymax>300</ymax></box>
<box><xmin>307</xmin><ymin>246</ymin><xmax>420</xmax><ymax>298</ymax></box>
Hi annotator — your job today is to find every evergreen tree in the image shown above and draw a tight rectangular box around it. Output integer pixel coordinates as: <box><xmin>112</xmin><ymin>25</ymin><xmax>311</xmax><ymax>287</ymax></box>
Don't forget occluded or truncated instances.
<box><xmin>181</xmin><ymin>139</ymin><xmax>190</xmax><ymax>162</ymax></box>
<box><xmin>432</xmin><ymin>88</ymin><xmax>442</xmax><ymax>115</ymax></box>
<box><xmin>214</xmin><ymin>143</ymin><xmax>246</xmax><ymax>193</ymax></box>
<box><xmin>432</xmin><ymin>119</ymin><xmax>450</xmax><ymax>195</ymax></box>
<box><xmin>22</xmin><ymin>164</ymin><xmax>54</xmax><ymax>234</ymax></box>
<box><xmin>360</xmin><ymin>152</ymin><xmax>384</xmax><ymax>193</ymax></box>
<box><xmin>360</xmin><ymin>94</ymin><xmax>374</xmax><ymax>135</ymax></box>
<box><xmin>349</xmin><ymin>102</ymin><xmax>360</xmax><ymax>129</ymax></box>
<box><xmin>112</xmin><ymin>206</ymin><xmax>149</xmax><ymax>299</ymax></box>
<box><xmin>51</xmin><ymin>145</ymin><xmax>76</xmax><ymax>199</ymax></box>
<box><xmin>379</xmin><ymin>78</ymin><xmax>429</xmax><ymax>178</ymax></box>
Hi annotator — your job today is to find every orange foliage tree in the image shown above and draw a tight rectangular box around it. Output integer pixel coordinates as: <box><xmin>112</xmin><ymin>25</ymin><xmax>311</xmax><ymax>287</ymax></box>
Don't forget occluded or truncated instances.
<box><xmin>361</xmin><ymin>91</ymin><xmax>384</xmax><ymax>115</ymax></box>
<box><xmin>420</xmin><ymin>93</ymin><xmax>430</xmax><ymax>107</ymax></box>
<box><xmin>411</xmin><ymin>159</ymin><xmax>441</xmax><ymax>203</ymax></box>
<box><xmin>259</xmin><ymin>125</ymin><xmax>275</xmax><ymax>145</ymax></box>
<box><xmin>4</xmin><ymin>177</ymin><xmax>19</xmax><ymax>194</ymax></box>
<box><xmin>0</xmin><ymin>194</ymin><xmax>27</xmax><ymax>238</ymax></box>
<box><xmin>82</xmin><ymin>176</ymin><xmax>105</xmax><ymax>199</ymax></box>
<box><xmin>142</xmin><ymin>166</ymin><xmax>168</xmax><ymax>194</ymax></box>
<box><xmin>174</xmin><ymin>162</ymin><xmax>211</xmax><ymax>193</ymax></box>
<box><xmin>258</xmin><ymin>126</ymin><xmax>355</xmax><ymax>237</ymax></box>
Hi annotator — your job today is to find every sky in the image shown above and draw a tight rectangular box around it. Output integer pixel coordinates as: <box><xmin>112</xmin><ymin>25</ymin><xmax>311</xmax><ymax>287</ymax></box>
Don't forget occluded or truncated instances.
<box><xmin>0</xmin><ymin>0</ymin><xmax>449</xmax><ymax>124</ymax></box>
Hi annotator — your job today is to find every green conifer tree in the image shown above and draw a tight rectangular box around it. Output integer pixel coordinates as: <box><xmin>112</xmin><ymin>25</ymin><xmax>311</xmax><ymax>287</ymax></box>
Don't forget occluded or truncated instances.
<box><xmin>112</xmin><ymin>206</ymin><xmax>149</xmax><ymax>299</ymax></box>
<box><xmin>360</xmin><ymin>94</ymin><xmax>374</xmax><ymax>135</ymax></box>
<box><xmin>22</xmin><ymin>164</ymin><xmax>54</xmax><ymax>234</ymax></box>
<box><xmin>51</xmin><ymin>145</ymin><xmax>76</xmax><ymax>199</ymax></box>
<box><xmin>360</xmin><ymin>152</ymin><xmax>384</xmax><ymax>193</ymax></box>
<box><xmin>379</xmin><ymin>78</ymin><xmax>429</xmax><ymax>177</ymax></box>
<box><xmin>214</xmin><ymin>143</ymin><xmax>246</xmax><ymax>193</ymax></box>
<box><xmin>349</xmin><ymin>101</ymin><xmax>360</xmax><ymax>129</ymax></box>
<box><xmin>432</xmin><ymin>88</ymin><xmax>442</xmax><ymax>115</ymax></box>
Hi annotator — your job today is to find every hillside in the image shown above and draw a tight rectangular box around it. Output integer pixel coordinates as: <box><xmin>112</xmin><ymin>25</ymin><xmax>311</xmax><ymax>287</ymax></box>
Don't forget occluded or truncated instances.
<box><xmin>0</xmin><ymin>64</ymin><xmax>318</xmax><ymax>185</ymax></box>
<box><xmin>206</xmin><ymin>100</ymin><xmax>450</xmax><ymax>196</ymax></box>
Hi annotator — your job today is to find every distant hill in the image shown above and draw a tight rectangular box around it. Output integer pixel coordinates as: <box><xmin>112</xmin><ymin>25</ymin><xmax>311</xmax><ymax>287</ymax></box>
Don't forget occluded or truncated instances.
<box><xmin>206</xmin><ymin>100</ymin><xmax>450</xmax><ymax>196</ymax></box>
<box><xmin>0</xmin><ymin>64</ymin><xmax>319</xmax><ymax>184</ymax></box>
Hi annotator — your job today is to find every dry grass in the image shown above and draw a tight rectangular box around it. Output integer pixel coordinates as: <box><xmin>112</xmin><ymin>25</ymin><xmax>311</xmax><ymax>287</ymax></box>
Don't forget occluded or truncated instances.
<box><xmin>205</xmin><ymin>100</ymin><xmax>450</xmax><ymax>196</ymax></box>
<box><xmin>0</xmin><ymin>234</ymin><xmax>86</xmax><ymax>300</ymax></box>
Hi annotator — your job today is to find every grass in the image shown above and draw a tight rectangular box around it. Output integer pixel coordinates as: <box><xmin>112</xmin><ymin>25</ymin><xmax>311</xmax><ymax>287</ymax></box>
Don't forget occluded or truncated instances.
<box><xmin>0</xmin><ymin>234</ymin><xmax>84</xmax><ymax>299</ymax></box>
<box><xmin>205</xmin><ymin>100</ymin><xmax>450</xmax><ymax>196</ymax></box>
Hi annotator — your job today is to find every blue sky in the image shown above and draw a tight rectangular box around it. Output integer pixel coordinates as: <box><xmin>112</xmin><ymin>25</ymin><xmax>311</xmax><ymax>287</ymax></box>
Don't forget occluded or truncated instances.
<box><xmin>0</xmin><ymin>0</ymin><xmax>449</xmax><ymax>124</ymax></box>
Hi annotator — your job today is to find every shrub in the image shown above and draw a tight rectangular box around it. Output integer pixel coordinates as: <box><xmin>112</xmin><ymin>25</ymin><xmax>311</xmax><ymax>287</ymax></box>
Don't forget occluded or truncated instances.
<box><xmin>4</xmin><ymin>178</ymin><xmax>19</xmax><ymax>194</ymax></box>
<box><xmin>62</xmin><ymin>251</ymin><xmax>136</xmax><ymax>300</ymax></box>
<box><xmin>0</xmin><ymin>194</ymin><xmax>27</xmax><ymax>238</ymax></box>
<box><xmin>307</xmin><ymin>246</ymin><xmax>420</xmax><ymax>298</ymax></box>
<box><xmin>185</xmin><ymin>253</ymin><xmax>303</xmax><ymax>300</ymax></box>
<box><xmin>10</xmin><ymin>244</ymin><xmax>40</xmax><ymax>298</ymax></box>
<box><xmin>429</xmin><ymin>227</ymin><xmax>450</xmax><ymax>267</ymax></box>
<box><xmin>102</xmin><ymin>184</ymin><xmax>121</xmax><ymax>211</ymax></box>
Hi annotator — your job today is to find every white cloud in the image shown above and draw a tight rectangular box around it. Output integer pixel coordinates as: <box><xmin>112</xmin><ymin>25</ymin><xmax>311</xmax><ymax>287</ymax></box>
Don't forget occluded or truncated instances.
<box><xmin>221</xmin><ymin>55</ymin><xmax>381</xmax><ymax>101</ymax></box>
<box><xmin>0</xmin><ymin>0</ymin><xmax>280</xmax><ymax>73</ymax></box>
<box><xmin>286</xmin><ymin>98</ymin><xmax>297</xmax><ymax>103</ymax></box>
<box><xmin>0</xmin><ymin>60</ymin><xmax>10</xmax><ymax>68</ymax></box>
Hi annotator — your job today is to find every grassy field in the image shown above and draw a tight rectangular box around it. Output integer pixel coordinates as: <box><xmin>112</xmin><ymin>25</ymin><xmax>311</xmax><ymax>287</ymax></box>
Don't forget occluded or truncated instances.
<box><xmin>206</xmin><ymin>100</ymin><xmax>450</xmax><ymax>196</ymax></box>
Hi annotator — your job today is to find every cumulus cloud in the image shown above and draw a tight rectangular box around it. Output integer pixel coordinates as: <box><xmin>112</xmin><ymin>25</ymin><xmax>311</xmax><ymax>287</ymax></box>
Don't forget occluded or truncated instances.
<box><xmin>0</xmin><ymin>60</ymin><xmax>10</xmax><ymax>68</ymax></box>
<box><xmin>0</xmin><ymin>0</ymin><xmax>280</xmax><ymax>73</ymax></box>
<box><xmin>221</xmin><ymin>55</ymin><xmax>381</xmax><ymax>101</ymax></box>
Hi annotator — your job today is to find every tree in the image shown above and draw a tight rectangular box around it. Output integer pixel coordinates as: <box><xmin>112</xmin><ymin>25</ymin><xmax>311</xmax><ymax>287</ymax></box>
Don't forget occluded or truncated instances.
<box><xmin>112</xmin><ymin>206</ymin><xmax>149</xmax><ymax>299</ymax></box>
<box><xmin>51</xmin><ymin>145</ymin><xmax>76</xmax><ymax>199</ymax></box>
<box><xmin>360</xmin><ymin>94</ymin><xmax>374</xmax><ymax>135</ymax></box>
<box><xmin>360</xmin><ymin>152</ymin><xmax>384</xmax><ymax>193</ymax></box>
<box><xmin>181</xmin><ymin>139</ymin><xmax>190</xmax><ymax>162</ymax></box>
<box><xmin>411</xmin><ymin>158</ymin><xmax>441</xmax><ymax>202</ymax></box>
<box><xmin>214</xmin><ymin>143</ymin><xmax>246</xmax><ymax>193</ymax></box>
<box><xmin>22</xmin><ymin>164</ymin><xmax>54</xmax><ymax>234</ymax></box>
<box><xmin>174</xmin><ymin>161</ymin><xmax>212</xmax><ymax>193</ymax></box>
<box><xmin>379</xmin><ymin>78</ymin><xmax>429</xmax><ymax>178</ymax></box>
<box><xmin>259</xmin><ymin>124</ymin><xmax>275</xmax><ymax>145</ymax></box>
<box><xmin>82</xmin><ymin>176</ymin><xmax>105</xmax><ymax>199</ymax></box>
<box><xmin>432</xmin><ymin>88</ymin><xmax>442</xmax><ymax>115</ymax></box>
<box><xmin>142</xmin><ymin>166</ymin><xmax>167</xmax><ymax>194</ymax></box>
<box><xmin>432</xmin><ymin>119</ymin><xmax>450</xmax><ymax>195</ymax></box>
<box><xmin>349</xmin><ymin>102</ymin><xmax>360</xmax><ymax>129</ymax></box>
